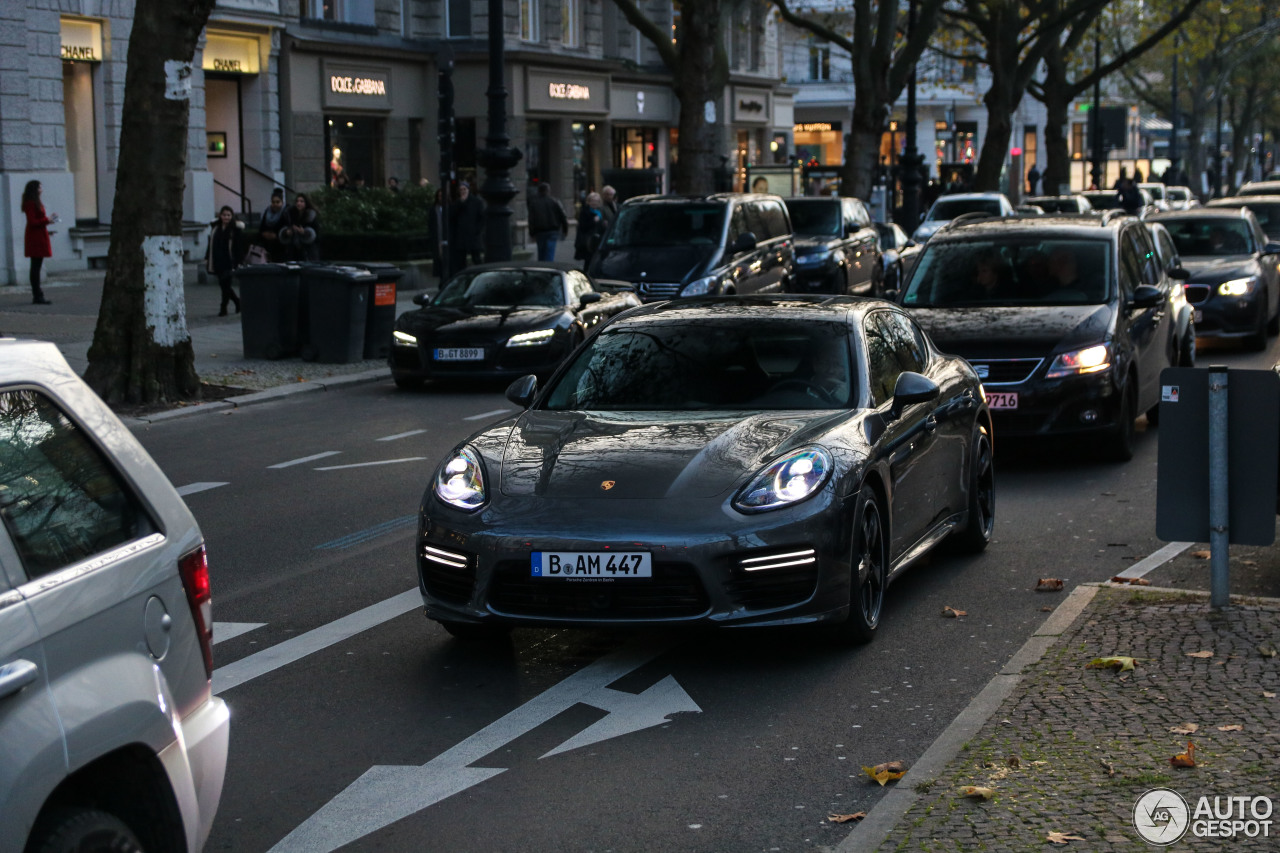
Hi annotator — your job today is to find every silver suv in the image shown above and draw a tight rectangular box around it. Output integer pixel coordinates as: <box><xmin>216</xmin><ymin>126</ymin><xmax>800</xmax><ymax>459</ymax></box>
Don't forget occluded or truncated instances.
<box><xmin>0</xmin><ymin>340</ymin><xmax>228</xmax><ymax>852</ymax></box>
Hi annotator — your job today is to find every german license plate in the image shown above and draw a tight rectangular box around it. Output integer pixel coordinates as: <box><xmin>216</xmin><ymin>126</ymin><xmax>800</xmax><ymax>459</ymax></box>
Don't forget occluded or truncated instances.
<box><xmin>986</xmin><ymin>391</ymin><xmax>1018</xmax><ymax>410</ymax></box>
<box><xmin>531</xmin><ymin>551</ymin><xmax>652</xmax><ymax>579</ymax></box>
<box><xmin>434</xmin><ymin>347</ymin><xmax>484</xmax><ymax>361</ymax></box>
<box><xmin>1193</xmin><ymin>308</ymin><xmax>1203</xmax><ymax>324</ymax></box>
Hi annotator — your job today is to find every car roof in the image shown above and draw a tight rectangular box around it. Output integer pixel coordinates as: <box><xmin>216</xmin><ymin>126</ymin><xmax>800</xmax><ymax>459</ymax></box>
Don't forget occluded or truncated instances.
<box><xmin>1149</xmin><ymin>207</ymin><xmax>1252</xmax><ymax>221</ymax></box>
<box><xmin>1240</xmin><ymin>180</ymin><xmax>1280</xmax><ymax>192</ymax></box>
<box><xmin>622</xmin><ymin>193</ymin><xmax>778</xmax><ymax>206</ymax></box>
<box><xmin>604</xmin><ymin>294</ymin><xmax>887</xmax><ymax>325</ymax></box>
<box><xmin>445</xmin><ymin>261</ymin><xmax>583</xmax><ymax>275</ymax></box>
<box><xmin>0</xmin><ymin>338</ymin><xmax>76</xmax><ymax>385</ymax></box>
<box><xmin>927</xmin><ymin>213</ymin><xmax>1127</xmax><ymax>241</ymax></box>
<box><xmin>930</xmin><ymin>192</ymin><xmax>1009</xmax><ymax>203</ymax></box>
<box><xmin>1207</xmin><ymin>195</ymin><xmax>1280</xmax><ymax>205</ymax></box>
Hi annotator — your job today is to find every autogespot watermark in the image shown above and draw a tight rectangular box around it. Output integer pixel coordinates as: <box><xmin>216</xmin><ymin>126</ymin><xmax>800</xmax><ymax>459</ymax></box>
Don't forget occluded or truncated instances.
<box><xmin>1133</xmin><ymin>788</ymin><xmax>1275</xmax><ymax>845</ymax></box>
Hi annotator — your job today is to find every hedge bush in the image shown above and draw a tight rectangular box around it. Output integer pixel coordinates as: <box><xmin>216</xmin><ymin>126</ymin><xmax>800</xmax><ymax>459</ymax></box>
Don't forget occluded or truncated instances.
<box><xmin>309</xmin><ymin>184</ymin><xmax>436</xmax><ymax>235</ymax></box>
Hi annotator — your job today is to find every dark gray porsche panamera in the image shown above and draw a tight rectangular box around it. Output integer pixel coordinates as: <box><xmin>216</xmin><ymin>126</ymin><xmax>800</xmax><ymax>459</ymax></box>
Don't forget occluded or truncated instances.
<box><xmin>418</xmin><ymin>296</ymin><xmax>994</xmax><ymax>644</ymax></box>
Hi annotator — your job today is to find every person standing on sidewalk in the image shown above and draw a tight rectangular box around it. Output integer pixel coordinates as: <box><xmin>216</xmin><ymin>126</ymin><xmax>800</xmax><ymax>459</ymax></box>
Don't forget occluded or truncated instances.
<box><xmin>21</xmin><ymin>180</ymin><xmax>56</xmax><ymax>305</ymax></box>
<box><xmin>281</xmin><ymin>193</ymin><xmax>321</xmax><ymax>262</ymax></box>
<box><xmin>449</xmin><ymin>181</ymin><xmax>485</xmax><ymax>272</ymax></box>
<box><xmin>206</xmin><ymin>205</ymin><xmax>245</xmax><ymax>316</ymax></box>
<box><xmin>257</xmin><ymin>188</ymin><xmax>288</xmax><ymax>261</ymax></box>
<box><xmin>527</xmin><ymin>183</ymin><xmax>569</xmax><ymax>262</ymax></box>
<box><xmin>574</xmin><ymin>192</ymin><xmax>608</xmax><ymax>269</ymax></box>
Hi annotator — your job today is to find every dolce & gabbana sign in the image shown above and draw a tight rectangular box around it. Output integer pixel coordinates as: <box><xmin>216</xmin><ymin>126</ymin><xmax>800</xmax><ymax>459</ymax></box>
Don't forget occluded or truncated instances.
<box><xmin>527</xmin><ymin>69</ymin><xmax>607</xmax><ymax>115</ymax></box>
<box><xmin>322</xmin><ymin>61</ymin><xmax>391</xmax><ymax>110</ymax></box>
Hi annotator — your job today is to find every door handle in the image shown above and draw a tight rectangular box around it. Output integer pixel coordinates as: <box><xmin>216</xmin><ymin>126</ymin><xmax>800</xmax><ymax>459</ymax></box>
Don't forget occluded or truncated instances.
<box><xmin>924</xmin><ymin>415</ymin><xmax>938</xmax><ymax>432</ymax></box>
<box><xmin>0</xmin><ymin>659</ymin><xmax>38</xmax><ymax>700</ymax></box>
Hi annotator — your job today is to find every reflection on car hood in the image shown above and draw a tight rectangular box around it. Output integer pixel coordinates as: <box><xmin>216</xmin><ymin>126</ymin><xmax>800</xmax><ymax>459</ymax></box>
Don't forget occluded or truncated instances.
<box><xmin>909</xmin><ymin>305</ymin><xmax>1113</xmax><ymax>359</ymax></box>
<box><xmin>1180</xmin><ymin>257</ymin><xmax>1259</xmax><ymax>282</ymax></box>
<box><xmin>794</xmin><ymin>235</ymin><xmax>840</xmax><ymax>253</ymax></box>
<box><xmin>591</xmin><ymin>245</ymin><xmax>716</xmax><ymax>284</ymax></box>
<box><xmin>499</xmin><ymin>409</ymin><xmax>842</xmax><ymax>499</ymax></box>
<box><xmin>397</xmin><ymin>306</ymin><xmax>565</xmax><ymax>337</ymax></box>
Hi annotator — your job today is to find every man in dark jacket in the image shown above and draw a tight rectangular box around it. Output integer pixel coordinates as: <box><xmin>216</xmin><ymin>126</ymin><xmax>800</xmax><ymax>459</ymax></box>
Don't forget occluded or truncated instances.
<box><xmin>450</xmin><ymin>181</ymin><xmax>486</xmax><ymax>272</ymax></box>
<box><xmin>527</xmin><ymin>183</ymin><xmax>569</xmax><ymax>261</ymax></box>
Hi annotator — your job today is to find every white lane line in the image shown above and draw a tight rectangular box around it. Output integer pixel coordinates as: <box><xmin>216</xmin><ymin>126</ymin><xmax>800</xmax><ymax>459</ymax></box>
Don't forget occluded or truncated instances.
<box><xmin>315</xmin><ymin>457</ymin><xmax>428</xmax><ymax>471</ymax></box>
<box><xmin>176</xmin><ymin>482</ymin><xmax>229</xmax><ymax>496</ymax></box>
<box><xmin>1114</xmin><ymin>540</ymin><xmax>1193</xmax><ymax>579</ymax></box>
<box><xmin>464</xmin><ymin>409</ymin><xmax>511</xmax><ymax>421</ymax></box>
<box><xmin>377</xmin><ymin>429</ymin><xmax>428</xmax><ymax>442</ymax></box>
<box><xmin>269</xmin><ymin>451</ymin><xmax>342</xmax><ymax>469</ymax></box>
<box><xmin>213</xmin><ymin>589</ymin><xmax>420</xmax><ymax>694</ymax></box>
<box><xmin>213</xmin><ymin>622</ymin><xmax>266</xmax><ymax>645</ymax></box>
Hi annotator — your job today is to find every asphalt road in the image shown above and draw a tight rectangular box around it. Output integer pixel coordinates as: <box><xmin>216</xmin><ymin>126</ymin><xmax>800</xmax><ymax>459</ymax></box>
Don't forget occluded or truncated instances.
<box><xmin>129</xmin><ymin>338</ymin><xmax>1279</xmax><ymax>853</ymax></box>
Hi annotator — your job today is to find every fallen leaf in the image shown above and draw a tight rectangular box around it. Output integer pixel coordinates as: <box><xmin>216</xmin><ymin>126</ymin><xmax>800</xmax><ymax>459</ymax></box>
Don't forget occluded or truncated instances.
<box><xmin>863</xmin><ymin>761</ymin><xmax>907</xmax><ymax>786</ymax></box>
<box><xmin>960</xmin><ymin>786</ymin><xmax>996</xmax><ymax>800</ymax></box>
<box><xmin>1040</xmin><ymin>606</ymin><xmax>1053</xmax><ymax>612</ymax></box>
<box><xmin>828</xmin><ymin>812</ymin><xmax>865</xmax><ymax>824</ymax></box>
<box><xmin>1259</xmin><ymin>644</ymin><xmax>1278</xmax><ymax>658</ymax></box>
<box><xmin>1170</xmin><ymin>741</ymin><xmax>1196</xmax><ymax>768</ymax></box>
<box><xmin>1099</xmin><ymin>759</ymin><xmax>1115</xmax><ymax>777</ymax></box>
<box><xmin>1007</xmin><ymin>755</ymin><xmax>1020</xmax><ymax>769</ymax></box>
<box><xmin>1266</xmin><ymin>691</ymin><xmax>1277</xmax><ymax>699</ymax></box>
<box><xmin>1036</xmin><ymin>578</ymin><xmax>1065</xmax><ymax>591</ymax></box>
<box><xmin>1191</xmin><ymin>550</ymin><xmax>1211</xmax><ymax>559</ymax></box>
<box><xmin>1086</xmin><ymin>656</ymin><xmax>1137</xmax><ymax>672</ymax></box>
<box><xmin>1217</xmin><ymin>724</ymin><xmax>1243</xmax><ymax>732</ymax></box>
<box><xmin>942</xmin><ymin>606</ymin><xmax>967</xmax><ymax>618</ymax></box>
<box><xmin>1241</xmin><ymin>560</ymin><xmax>1258</xmax><ymax>567</ymax></box>
<box><xmin>1186</xmin><ymin>650</ymin><xmax>1214</xmax><ymax>659</ymax></box>
<box><xmin>1128</xmin><ymin>577</ymin><xmax>1152</xmax><ymax>585</ymax></box>
<box><xmin>987</xmin><ymin>767</ymin><xmax>1011</xmax><ymax>781</ymax></box>
<box><xmin>1046</xmin><ymin>831</ymin><xmax>1087</xmax><ymax>844</ymax></box>
<box><xmin>1169</xmin><ymin>723</ymin><xmax>1199</xmax><ymax>735</ymax></box>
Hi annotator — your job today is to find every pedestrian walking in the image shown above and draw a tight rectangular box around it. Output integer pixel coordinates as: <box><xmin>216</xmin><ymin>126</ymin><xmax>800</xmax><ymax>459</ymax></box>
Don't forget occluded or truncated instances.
<box><xmin>600</xmin><ymin>185</ymin><xmax>620</xmax><ymax>225</ymax></box>
<box><xmin>281</xmin><ymin>193</ymin><xmax>321</xmax><ymax>262</ymax></box>
<box><xmin>1116</xmin><ymin>176</ymin><xmax>1143</xmax><ymax>215</ymax></box>
<box><xmin>449</xmin><ymin>181</ymin><xmax>485</xmax><ymax>272</ymax></box>
<box><xmin>21</xmin><ymin>180</ymin><xmax>56</xmax><ymax>305</ymax></box>
<box><xmin>527</xmin><ymin>183</ymin><xmax>569</xmax><ymax>262</ymax></box>
<box><xmin>257</xmin><ymin>188</ymin><xmax>288</xmax><ymax>262</ymax></box>
<box><xmin>574</xmin><ymin>191</ymin><xmax>608</xmax><ymax>269</ymax></box>
<box><xmin>206</xmin><ymin>205</ymin><xmax>246</xmax><ymax>316</ymax></box>
<box><xmin>1026</xmin><ymin>164</ymin><xmax>1041</xmax><ymax>196</ymax></box>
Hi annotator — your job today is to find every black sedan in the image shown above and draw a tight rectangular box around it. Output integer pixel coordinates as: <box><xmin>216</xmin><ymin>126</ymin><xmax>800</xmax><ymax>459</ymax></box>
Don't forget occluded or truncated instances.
<box><xmin>418</xmin><ymin>295</ymin><xmax>994</xmax><ymax>644</ymax></box>
<box><xmin>875</xmin><ymin>221</ymin><xmax>922</xmax><ymax>296</ymax></box>
<box><xmin>1149</xmin><ymin>208</ymin><xmax>1280</xmax><ymax>350</ymax></box>
<box><xmin>389</xmin><ymin>262</ymin><xmax>641</xmax><ymax>388</ymax></box>
<box><xmin>783</xmin><ymin>196</ymin><xmax>883</xmax><ymax>295</ymax></box>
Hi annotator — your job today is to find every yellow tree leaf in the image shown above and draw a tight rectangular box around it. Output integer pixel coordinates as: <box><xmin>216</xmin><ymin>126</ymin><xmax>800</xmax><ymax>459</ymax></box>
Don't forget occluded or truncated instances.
<box><xmin>1046</xmin><ymin>831</ymin><xmax>1086</xmax><ymax>844</ymax></box>
<box><xmin>1169</xmin><ymin>723</ymin><xmax>1198</xmax><ymax>734</ymax></box>
<box><xmin>1191</xmin><ymin>550</ymin><xmax>1211</xmax><ymax>559</ymax></box>
<box><xmin>1086</xmin><ymin>656</ymin><xmax>1137</xmax><ymax>672</ymax></box>
<box><xmin>961</xmin><ymin>786</ymin><xmax>996</xmax><ymax>799</ymax></box>
<box><xmin>1217</xmin><ymin>724</ymin><xmax>1243</xmax><ymax>732</ymax></box>
<box><xmin>942</xmin><ymin>606</ymin><xmax>967</xmax><ymax>618</ymax></box>
<box><xmin>1036</xmin><ymin>578</ymin><xmax>1064</xmax><ymax>591</ymax></box>
<box><xmin>863</xmin><ymin>761</ymin><xmax>907</xmax><ymax>786</ymax></box>
<box><xmin>1170</xmin><ymin>741</ymin><xmax>1196</xmax><ymax>768</ymax></box>
<box><xmin>828</xmin><ymin>812</ymin><xmax>866</xmax><ymax>823</ymax></box>
<box><xmin>1266</xmin><ymin>691</ymin><xmax>1277</xmax><ymax>699</ymax></box>
<box><xmin>1186</xmin><ymin>651</ymin><xmax>1214</xmax><ymax>658</ymax></box>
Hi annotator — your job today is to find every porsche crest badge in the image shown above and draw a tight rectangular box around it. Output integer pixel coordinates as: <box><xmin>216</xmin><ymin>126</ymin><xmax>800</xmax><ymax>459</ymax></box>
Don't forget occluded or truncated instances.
<box><xmin>600</xmin><ymin>480</ymin><xmax>616</xmax><ymax>491</ymax></box>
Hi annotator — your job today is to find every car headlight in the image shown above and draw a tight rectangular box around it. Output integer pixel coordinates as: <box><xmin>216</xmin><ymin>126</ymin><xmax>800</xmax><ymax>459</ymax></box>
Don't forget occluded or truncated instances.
<box><xmin>434</xmin><ymin>446</ymin><xmax>487</xmax><ymax>511</ymax></box>
<box><xmin>680</xmin><ymin>275</ymin><xmax>718</xmax><ymax>298</ymax></box>
<box><xmin>733</xmin><ymin>447</ymin><xmax>833</xmax><ymax>513</ymax></box>
<box><xmin>393</xmin><ymin>330</ymin><xmax>418</xmax><ymax>347</ymax></box>
<box><xmin>1045</xmin><ymin>343</ymin><xmax>1111</xmax><ymax>378</ymax></box>
<box><xmin>506</xmin><ymin>328</ymin><xmax>556</xmax><ymax>347</ymax></box>
<box><xmin>1218</xmin><ymin>277</ymin><xmax>1257</xmax><ymax>296</ymax></box>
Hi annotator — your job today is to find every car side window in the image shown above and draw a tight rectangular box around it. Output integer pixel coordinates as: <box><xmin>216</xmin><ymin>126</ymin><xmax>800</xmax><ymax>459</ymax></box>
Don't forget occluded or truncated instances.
<box><xmin>1117</xmin><ymin>236</ymin><xmax>1142</xmax><ymax>299</ymax></box>
<box><xmin>1128</xmin><ymin>228</ymin><xmax>1161</xmax><ymax>284</ymax></box>
<box><xmin>728</xmin><ymin>205</ymin><xmax>748</xmax><ymax>248</ymax></box>
<box><xmin>1157</xmin><ymin>230</ymin><xmax>1180</xmax><ymax>271</ymax></box>
<box><xmin>763</xmin><ymin>201</ymin><xmax>789</xmax><ymax>240</ymax></box>
<box><xmin>567</xmin><ymin>270</ymin><xmax>593</xmax><ymax>302</ymax></box>
<box><xmin>0</xmin><ymin>389</ymin><xmax>156</xmax><ymax>581</ymax></box>
<box><xmin>743</xmin><ymin>202</ymin><xmax>770</xmax><ymax>242</ymax></box>
<box><xmin>863</xmin><ymin>314</ymin><xmax>901</xmax><ymax>406</ymax></box>
<box><xmin>848</xmin><ymin>199</ymin><xmax>871</xmax><ymax>228</ymax></box>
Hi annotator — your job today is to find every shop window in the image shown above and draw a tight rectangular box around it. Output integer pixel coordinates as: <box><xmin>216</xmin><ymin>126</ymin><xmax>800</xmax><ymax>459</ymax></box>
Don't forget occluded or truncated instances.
<box><xmin>521</xmin><ymin>0</ymin><xmax>541</xmax><ymax>42</ymax></box>
<box><xmin>1071</xmin><ymin>122</ymin><xmax>1086</xmax><ymax>160</ymax></box>
<box><xmin>614</xmin><ymin>127</ymin><xmax>658</xmax><ymax>169</ymax></box>
<box><xmin>62</xmin><ymin>60</ymin><xmax>99</xmax><ymax>223</ymax></box>
<box><xmin>325</xmin><ymin>116</ymin><xmax>385</xmax><ymax>188</ymax></box>
<box><xmin>526</xmin><ymin>120</ymin><xmax>550</xmax><ymax>185</ymax></box>
<box><xmin>447</xmin><ymin>0</ymin><xmax>471</xmax><ymax>37</ymax></box>
<box><xmin>305</xmin><ymin>0</ymin><xmax>375</xmax><ymax>27</ymax></box>
<box><xmin>561</xmin><ymin>0</ymin><xmax>579</xmax><ymax>47</ymax></box>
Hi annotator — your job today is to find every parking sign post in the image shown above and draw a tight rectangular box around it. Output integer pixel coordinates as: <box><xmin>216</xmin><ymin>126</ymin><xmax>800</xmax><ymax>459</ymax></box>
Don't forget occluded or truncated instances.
<box><xmin>1208</xmin><ymin>366</ymin><xmax>1229</xmax><ymax>608</ymax></box>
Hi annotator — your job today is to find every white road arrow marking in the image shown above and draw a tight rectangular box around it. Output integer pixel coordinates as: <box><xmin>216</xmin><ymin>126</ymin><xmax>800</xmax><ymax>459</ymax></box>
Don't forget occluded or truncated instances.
<box><xmin>212</xmin><ymin>622</ymin><xmax>265</xmax><ymax>644</ymax></box>
<box><xmin>175</xmin><ymin>481</ymin><xmax>228</xmax><ymax>496</ymax></box>
<box><xmin>269</xmin><ymin>640</ymin><xmax>700</xmax><ymax>853</ymax></box>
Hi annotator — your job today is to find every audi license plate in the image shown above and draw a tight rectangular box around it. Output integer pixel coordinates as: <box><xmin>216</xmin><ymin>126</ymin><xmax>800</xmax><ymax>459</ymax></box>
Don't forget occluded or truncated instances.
<box><xmin>532</xmin><ymin>551</ymin><xmax>652</xmax><ymax>579</ymax></box>
<box><xmin>986</xmin><ymin>391</ymin><xmax>1018</xmax><ymax>410</ymax></box>
<box><xmin>434</xmin><ymin>347</ymin><xmax>484</xmax><ymax>361</ymax></box>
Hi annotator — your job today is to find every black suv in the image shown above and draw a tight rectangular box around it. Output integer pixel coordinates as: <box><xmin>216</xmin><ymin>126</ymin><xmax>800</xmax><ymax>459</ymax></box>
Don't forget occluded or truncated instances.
<box><xmin>587</xmin><ymin>193</ymin><xmax>794</xmax><ymax>302</ymax></box>
<box><xmin>783</xmin><ymin>196</ymin><xmax>883</xmax><ymax>295</ymax></box>
<box><xmin>898</xmin><ymin>212</ymin><xmax>1194</xmax><ymax>460</ymax></box>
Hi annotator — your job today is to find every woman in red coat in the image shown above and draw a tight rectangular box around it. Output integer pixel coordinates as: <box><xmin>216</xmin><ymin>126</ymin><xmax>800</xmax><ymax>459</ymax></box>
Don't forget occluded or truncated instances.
<box><xmin>21</xmin><ymin>180</ymin><xmax>56</xmax><ymax>305</ymax></box>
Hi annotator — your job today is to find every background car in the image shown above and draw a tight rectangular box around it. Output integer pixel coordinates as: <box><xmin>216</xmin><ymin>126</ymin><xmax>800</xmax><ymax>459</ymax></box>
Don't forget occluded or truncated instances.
<box><xmin>1164</xmin><ymin>186</ymin><xmax>1200</xmax><ymax>210</ymax></box>
<box><xmin>1</xmin><ymin>340</ymin><xmax>229</xmax><ymax>852</ymax></box>
<box><xmin>899</xmin><ymin>214</ymin><xmax>1192</xmax><ymax>460</ymax></box>
<box><xmin>911</xmin><ymin>192</ymin><xmax>1015</xmax><ymax>243</ymax></box>
<box><xmin>588</xmin><ymin>193</ymin><xmax>795</xmax><ymax>302</ymax></box>
<box><xmin>419</xmin><ymin>295</ymin><xmax>993</xmax><ymax>645</ymax></box>
<box><xmin>784</xmin><ymin>195</ymin><xmax>882</xmax><ymax>295</ymax></box>
<box><xmin>390</xmin><ymin>262</ymin><xmax>641</xmax><ymax>388</ymax></box>
<box><xmin>875</xmin><ymin>221</ymin><xmax>922</xmax><ymax>296</ymax></box>
<box><xmin>1206</xmin><ymin>195</ymin><xmax>1280</xmax><ymax>242</ymax></box>
<box><xmin>1238</xmin><ymin>180</ymin><xmax>1280</xmax><ymax>196</ymax></box>
<box><xmin>1080</xmin><ymin>188</ymin><xmax>1156</xmax><ymax>216</ymax></box>
<box><xmin>1138</xmin><ymin>183</ymin><xmax>1172</xmax><ymax>210</ymax></box>
<box><xmin>1026</xmin><ymin>195</ymin><xmax>1093</xmax><ymax>214</ymax></box>
<box><xmin>1150</xmin><ymin>208</ymin><xmax>1280</xmax><ymax>350</ymax></box>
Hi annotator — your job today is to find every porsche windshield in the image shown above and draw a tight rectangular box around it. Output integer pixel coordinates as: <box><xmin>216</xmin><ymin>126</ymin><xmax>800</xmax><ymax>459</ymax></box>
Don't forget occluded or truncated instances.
<box><xmin>543</xmin><ymin>319</ymin><xmax>855</xmax><ymax>411</ymax></box>
<box><xmin>603</xmin><ymin>204</ymin><xmax>726</xmax><ymax>249</ymax></box>
<box><xmin>433</xmin><ymin>269</ymin><xmax>563</xmax><ymax>308</ymax></box>
<box><xmin>901</xmin><ymin>239</ymin><xmax>1112</xmax><ymax>307</ymax></box>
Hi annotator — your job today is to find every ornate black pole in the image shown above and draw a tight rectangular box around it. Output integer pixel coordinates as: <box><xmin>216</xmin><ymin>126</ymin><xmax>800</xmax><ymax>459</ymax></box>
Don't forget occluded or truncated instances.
<box><xmin>898</xmin><ymin>0</ymin><xmax>923</xmax><ymax>229</ymax></box>
<box><xmin>1090</xmin><ymin>31</ymin><xmax>1104</xmax><ymax>191</ymax></box>
<box><xmin>478</xmin><ymin>0</ymin><xmax>522</xmax><ymax>262</ymax></box>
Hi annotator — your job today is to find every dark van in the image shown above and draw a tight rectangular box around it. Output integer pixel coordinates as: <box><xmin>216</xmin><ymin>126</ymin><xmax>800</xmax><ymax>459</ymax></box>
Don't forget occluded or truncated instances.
<box><xmin>587</xmin><ymin>193</ymin><xmax>795</xmax><ymax>302</ymax></box>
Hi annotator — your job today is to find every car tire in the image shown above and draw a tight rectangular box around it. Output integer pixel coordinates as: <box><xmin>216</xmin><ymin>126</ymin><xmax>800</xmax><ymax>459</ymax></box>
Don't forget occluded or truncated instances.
<box><xmin>1103</xmin><ymin>378</ymin><xmax>1138</xmax><ymax>462</ymax></box>
<box><xmin>29</xmin><ymin>807</ymin><xmax>143</xmax><ymax>853</ymax></box>
<box><xmin>950</xmin><ymin>424</ymin><xmax>994</xmax><ymax>553</ymax></box>
<box><xmin>438</xmin><ymin>620</ymin><xmax>511</xmax><ymax>642</ymax></box>
<box><xmin>826</xmin><ymin>485</ymin><xmax>887</xmax><ymax>645</ymax></box>
<box><xmin>1247</xmin><ymin>293</ymin><xmax>1269</xmax><ymax>351</ymax></box>
<box><xmin>1179</xmin><ymin>330</ymin><xmax>1196</xmax><ymax>367</ymax></box>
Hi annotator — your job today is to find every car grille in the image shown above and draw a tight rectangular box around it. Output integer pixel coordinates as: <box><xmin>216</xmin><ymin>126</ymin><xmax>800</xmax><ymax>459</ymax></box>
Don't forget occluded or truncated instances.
<box><xmin>637</xmin><ymin>282</ymin><xmax>682</xmax><ymax>302</ymax></box>
<box><xmin>1183</xmin><ymin>284</ymin><xmax>1211</xmax><ymax>305</ymax></box>
<box><xmin>489</xmin><ymin>560</ymin><xmax>710</xmax><ymax>619</ymax></box>
<box><xmin>419</xmin><ymin>543</ymin><xmax>476</xmax><ymax>604</ymax></box>
<box><xmin>969</xmin><ymin>358</ymin><xmax>1042</xmax><ymax>385</ymax></box>
<box><xmin>724</xmin><ymin>548</ymin><xmax>820</xmax><ymax>610</ymax></box>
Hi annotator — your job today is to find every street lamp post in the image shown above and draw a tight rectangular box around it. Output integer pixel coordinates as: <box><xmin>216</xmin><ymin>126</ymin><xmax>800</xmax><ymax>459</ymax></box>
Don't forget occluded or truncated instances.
<box><xmin>1214</xmin><ymin>96</ymin><xmax>1224</xmax><ymax>198</ymax></box>
<box><xmin>1168</xmin><ymin>34</ymin><xmax>1179</xmax><ymax>183</ymax></box>
<box><xmin>478</xmin><ymin>0</ymin><xmax>522</xmax><ymax>262</ymax></box>
<box><xmin>898</xmin><ymin>0</ymin><xmax>923</xmax><ymax>230</ymax></box>
<box><xmin>1090</xmin><ymin>31</ymin><xmax>1104</xmax><ymax>191</ymax></box>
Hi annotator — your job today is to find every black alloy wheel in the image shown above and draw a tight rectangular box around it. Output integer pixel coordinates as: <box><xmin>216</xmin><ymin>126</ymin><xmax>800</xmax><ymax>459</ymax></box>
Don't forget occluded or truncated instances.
<box><xmin>1104</xmin><ymin>378</ymin><xmax>1138</xmax><ymax>462</ymax></box>
<box><xmin>951</xmin><ymin>425</ymin><xmax>995</xmax><ymax>553</ymax></box>
<box><xmin>30</xmin><ymin>808</ymin><xmax>144</xmax><ymax>853</ymax></box>
<box><xmin>828</xmin><ymin>485</ymin><xmax>887</xmax><ymax>645</ymax></box>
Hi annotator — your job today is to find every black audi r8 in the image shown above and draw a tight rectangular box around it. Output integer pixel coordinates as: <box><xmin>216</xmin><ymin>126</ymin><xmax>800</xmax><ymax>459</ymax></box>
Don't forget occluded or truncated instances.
<box><xmin>417</xmin><ymin>295</ymin><xmax>994</xmax><ymax>644</ymax></box>
<box><xmin>389</xmin><ymin>262</ymin><xmax>641</xmax><ymax>388</ymax></box>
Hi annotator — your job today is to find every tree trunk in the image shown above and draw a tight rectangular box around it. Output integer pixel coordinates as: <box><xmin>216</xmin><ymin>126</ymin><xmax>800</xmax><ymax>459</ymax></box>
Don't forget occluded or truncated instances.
<box><xmin>1040</xmin><ymin>49</ymin><xmax>1073</xmax><ymax>196</ymax></box>
<box><xmin>840</xmin><ymin>82</ymin><xmax>890</xmax><ymax>200</ymax></box>
<box><xmin>975</xmin><ymin>83</ymin><xmax>1015</xmax><ymax>192</ymax></box>
<box><xmin>83</xmin><ymin>0</ymin><xmax>216</xmax><ymax>405</ymax></box>
<box><xmin>670</xmin><ymin>3</ymin><xmax>727</xmax><ymax>195</ymax></box>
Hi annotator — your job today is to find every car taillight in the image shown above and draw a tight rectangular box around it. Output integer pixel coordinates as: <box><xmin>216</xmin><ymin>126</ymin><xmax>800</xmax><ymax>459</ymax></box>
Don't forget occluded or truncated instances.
<box><xmin>179</xmin><ymin>545</ymin><xmax>213</xmax><ymax>679</ymax></box>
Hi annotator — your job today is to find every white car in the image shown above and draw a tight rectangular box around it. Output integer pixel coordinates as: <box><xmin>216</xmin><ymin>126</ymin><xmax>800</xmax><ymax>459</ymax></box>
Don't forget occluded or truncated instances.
<box><xmin>912</xmin><ymin>192</ymin><xmax>1015</xmax><ymax>243</ymax></box>
<box><xmin>0</xmin><ymin>340</ymin><xmax>229</xmax><ymax>852</ymax></box>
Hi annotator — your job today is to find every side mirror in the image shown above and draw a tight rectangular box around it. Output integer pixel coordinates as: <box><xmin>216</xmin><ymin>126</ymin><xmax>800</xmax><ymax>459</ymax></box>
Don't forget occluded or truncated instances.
<box><xmin>505</xmin><ymin>374</ymin><xmax>538</xmax><ymax>409</ymax></box>
<box><xmin>1131</xmin><ymin>284</ymin><xmax>1164</xmax><ymax>309</ymax></box>
<box><xmin>1168</xmin><ymin>266</ymin><xmax>1191</xmax><ymax>281</ymax></box>
<box><xmin>413</xmin><ymin>293</ymin><xmax>431</xmax><ymax>306</ymax></box>
<box><xmin>580</xmin><ymin>291</ymin><xmax>603</xmax><ymax>307</ymax></box>
<box><xmin>889</xmin><ymin>371</ymin><xmax>939</xmax><ymax>419</ymax></box>
<box><xmin>1265</xmin><ymin>242</ymin><xmax>1280</xmax><ymax>256</ymax></box>
<box><xmin>882</xmin><ymin>287</ymin><xmax>900</xmax><ymax>304</ymax></box>
<box><xmin>732</xmin><ymin>231</ymin><xmax>758</xmax><ymax>254</ymax></box>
